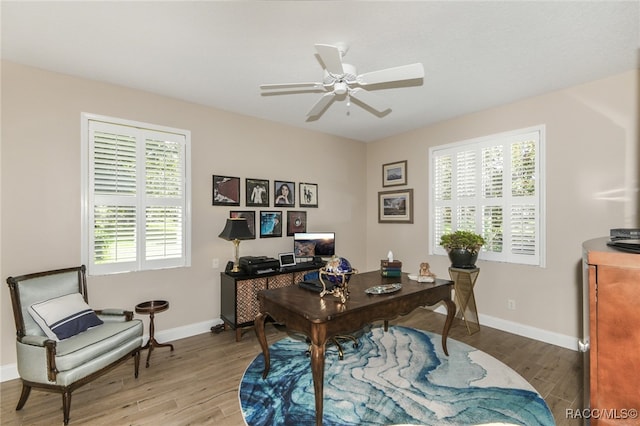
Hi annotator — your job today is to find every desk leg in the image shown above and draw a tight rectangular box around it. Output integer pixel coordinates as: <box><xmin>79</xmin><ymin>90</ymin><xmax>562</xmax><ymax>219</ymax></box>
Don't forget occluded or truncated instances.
<box><xmin>310</xmin><ymin>340</ymin><xmax>326</xmax><ymax>426</ymax></box>
<box><xmin>254</xmin><ymin>313</ymin><xmax>270</xmax><ymax>379</ymax></box>
<box><xmin>441</xmin><ymin>299</ymin><xmax>456</xmax><ymax>356</ymax></box>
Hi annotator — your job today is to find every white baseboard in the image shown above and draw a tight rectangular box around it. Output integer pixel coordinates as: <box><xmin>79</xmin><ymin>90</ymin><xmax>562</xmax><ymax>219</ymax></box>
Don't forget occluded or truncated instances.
<box><xmin>1</xmin><ymin>363</ymin><xmax>19</xmax><ymax>382</ymax></box>
<box><xmin>0</xmin><ymin>318</ymin><xmax>225</xmax><ymax>383</ymax></box>
<box><xmin>433</xmin><ymin>305</ymin><xmax>579</xmax><ymax>351</ymax></box>
<box><xmin>2</xmin><ymin>313</ymin><xmax>577</xmax><ymax>383</ymax></box>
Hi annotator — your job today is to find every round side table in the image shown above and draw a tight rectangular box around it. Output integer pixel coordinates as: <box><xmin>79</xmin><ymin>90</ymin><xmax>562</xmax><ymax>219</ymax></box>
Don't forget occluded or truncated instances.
<box><xmin>135</xmin><ymin>300</ymin><xmax>174</xmax><ymax>367</ymax></box>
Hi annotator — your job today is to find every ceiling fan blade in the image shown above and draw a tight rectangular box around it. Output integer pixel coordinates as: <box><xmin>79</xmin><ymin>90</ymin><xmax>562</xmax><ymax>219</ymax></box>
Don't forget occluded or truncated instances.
<box><xmin>349</xmin><ymin>88</ymin><xmax>390</xmax><ymax>114</ymax></box>
<box><xmin>315</xmin><ymin>44</ymin><xmax>344</xmax><ymax>75</ymax></box>
<box><xmin>357</xmin><ymin>63</ymin><xmax>424</xmax><ymax>86</ymax></box>
<box><xmin>307</xmin><ymin>92</ymin><xmax>336</xmax><ymax>117</ymax></box>
<box><xmin>260</xmin><ymin>82</ymin><xmax>324</xmax><ymax>90</ymax></box>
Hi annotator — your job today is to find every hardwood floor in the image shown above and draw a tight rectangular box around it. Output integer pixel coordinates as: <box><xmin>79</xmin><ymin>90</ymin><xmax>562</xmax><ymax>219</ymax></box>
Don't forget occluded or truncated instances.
<box><xmin>1</xmin><ymin>308</ymin><xmax>583</xmax><ymax>425</ymax></box>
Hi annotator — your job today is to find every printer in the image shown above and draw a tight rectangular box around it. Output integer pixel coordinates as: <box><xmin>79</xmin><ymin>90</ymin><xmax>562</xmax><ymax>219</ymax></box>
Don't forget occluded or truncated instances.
<box><xmin>239</xmin><ymin>256</ymin><xmax>280</xmax><ymax>275</ymax></box>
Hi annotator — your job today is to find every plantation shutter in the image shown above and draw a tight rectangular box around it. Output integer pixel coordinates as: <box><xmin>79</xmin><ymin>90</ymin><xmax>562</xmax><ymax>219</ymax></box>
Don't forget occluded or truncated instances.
<box><xmin>430</xmin><ymin>128</ymin><xmax>544</xmax><ymax>266</ymax></box>
<box><xmin>86</xmin><ymin>116</ymin><xmax>190</xmax><ymax>275</ymax></box>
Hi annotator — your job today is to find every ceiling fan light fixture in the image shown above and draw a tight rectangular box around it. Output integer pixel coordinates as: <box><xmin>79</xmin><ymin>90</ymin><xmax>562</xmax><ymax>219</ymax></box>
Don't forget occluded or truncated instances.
<box><xmin>261</xmin><ymin>43</ymin><xmax>424</xmax><ymax>120</ymax></box>
<box><xmin>334</xmin><ymin>81</ymin><xmax>348</xmax><ymax>95</ymax></box>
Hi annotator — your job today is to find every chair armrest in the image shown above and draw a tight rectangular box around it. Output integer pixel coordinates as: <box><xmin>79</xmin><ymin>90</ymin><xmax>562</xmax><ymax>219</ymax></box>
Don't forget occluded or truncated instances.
<box><xmin>95</xmin><ymin>309</ymin><xmax>134</xmax><ymax>322</ymax></box>
<box><xmin>20</xmin><ymin>335</ymin><xmax>49</xmax><ymax>346</ymax></box>
<box><xmin>16</xmin><ymin>338</ymin><xmax>58</xmax><ymax>382</ymax></box>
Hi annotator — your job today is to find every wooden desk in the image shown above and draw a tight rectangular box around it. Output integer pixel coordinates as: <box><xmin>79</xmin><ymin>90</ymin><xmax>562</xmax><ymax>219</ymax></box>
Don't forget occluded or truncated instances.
<box><xmin>255</xmin><ymin>271</ymin><xmax>456</xmax><ymax>426</ymax></box>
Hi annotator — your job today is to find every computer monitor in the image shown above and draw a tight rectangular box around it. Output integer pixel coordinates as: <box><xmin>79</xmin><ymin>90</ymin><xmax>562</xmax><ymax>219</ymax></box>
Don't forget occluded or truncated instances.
<box><xmin>293</xmin><ymin>232</ymin><xmax>335</xmax><ymax>260</ymax></box>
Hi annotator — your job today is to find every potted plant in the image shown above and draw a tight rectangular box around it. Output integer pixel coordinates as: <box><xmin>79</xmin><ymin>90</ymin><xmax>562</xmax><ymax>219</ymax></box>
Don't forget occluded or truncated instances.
<box><xmin>440</xmin><ymin>230</ymin><xmax>485</xmax><ymax>268</ymax></box>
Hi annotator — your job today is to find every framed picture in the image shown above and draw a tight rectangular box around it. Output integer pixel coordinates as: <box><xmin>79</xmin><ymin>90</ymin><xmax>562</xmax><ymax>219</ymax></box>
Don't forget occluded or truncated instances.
<box><xmin>259</xmin><ymin>211</ymin><xmax>283</xmax><ymax>238</ymax></box>
<box><xmin>246</xmin><ymin>178</ymin><xmax>269</xmax><ymax>207</ymax></box>
<box><xmin>274</xmin><ymin>180</ymin><xmax>295</xmax><ymax>207</ymax></box>
<box><xmin>382</xmin><ymin>160</ymin><xmax>408</xmax><ymax>187</ymax></box>
<box><xmin>378</xmin><ymin>189</ymin><xmax>414</xmax><ymax>223</ymax></box>
<box><xmin>286</xmin><ymin>211</ymin><xmax>307</xmax><ymax>236</ymax></box>
<box><xmin>299</xmin><ymin>182</ymin><xmax>318</xmax><ymax>208</ymax></box>
<box><xmin>213</xmin><ymin>175</ymin><xmax>240</xmax><ymax>206</ymax></box>
<box><xmin>230</xmin><ymin>210</ymin><xmax>256</xmax><ymax>239</ymax></box>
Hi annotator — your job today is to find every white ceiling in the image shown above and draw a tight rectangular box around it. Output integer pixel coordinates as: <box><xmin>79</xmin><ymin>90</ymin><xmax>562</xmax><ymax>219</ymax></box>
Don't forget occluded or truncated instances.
<box><xmin>2</xmin><ymin>1</ymin><xmax>639</xmax><ymax>142</ymax></box>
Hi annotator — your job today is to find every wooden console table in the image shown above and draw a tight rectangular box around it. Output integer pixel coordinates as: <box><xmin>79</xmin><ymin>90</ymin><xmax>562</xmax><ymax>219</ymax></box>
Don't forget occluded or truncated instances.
<box><xmin>220</xmin><ymin>264</ymin><xmax>320</xmax><ymax>341</ymax></box>
<box><xmin>255</xmin><ymin>270</ymin><xmax>456</xmax><ymax>426</ymax></box>
<box><xmin>448</xmin><ymin>267</ymin><xmax>480</xmax><ymax>335</ymax></box>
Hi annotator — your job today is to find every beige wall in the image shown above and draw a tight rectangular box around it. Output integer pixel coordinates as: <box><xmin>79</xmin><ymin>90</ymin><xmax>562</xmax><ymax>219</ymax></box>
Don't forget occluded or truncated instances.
<box><xmin>366</xmin><ymin>69</ymin><xmax>639</xmax><ymax>342</ymax></box>
<box><xmin>0</xmin><ymin>61</ymin><xmax>367</xmax><ymax>369</ymax></box>
<box><xmin>1</xmin><ymin>61</ymin><xmax>638</xmax><ymax>373</ymax></box>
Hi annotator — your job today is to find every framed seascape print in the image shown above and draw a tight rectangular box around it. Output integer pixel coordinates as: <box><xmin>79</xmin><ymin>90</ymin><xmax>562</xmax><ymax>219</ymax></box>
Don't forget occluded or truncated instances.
<box><xmin>213</xmin><ymin>175</ymin><xmax>240</xmax><ymax>206</ymax></box>
<box><xmin>230</xmin><ymin>210</ymin><xmax>256</xmax><ymax>239</ymax></box>
<box><xmin>246</xmin><ymin>178</ymin><xmax>269</xmax><ymax>207</ymax></box>
<box><xmin>299</xmin><ymin>182</ymin><xmax>318</xmax><ymax>208</ymax></box>
<box><xmin>382</xmin><ymin>160</ymin><xmax>408</xmax><ymax>187</ymax></box>
<box><xmin>286</xmin><ymin>211</ymin><xmax>307</xmax><ymax>236</ymax></box>
<box><xmin>260</xmin><ymin>211</ymin><xmax>283</xmax><ymax>238</ymax></box>
<box><xmin>378</xmin><ymin>188</ymin><xmax>414</xmax><ymax>223</ymax></box>
<box><xmin>274</xmin><ymin>181</ymin><xmax>295</xmax><ymax>207</ymax></box>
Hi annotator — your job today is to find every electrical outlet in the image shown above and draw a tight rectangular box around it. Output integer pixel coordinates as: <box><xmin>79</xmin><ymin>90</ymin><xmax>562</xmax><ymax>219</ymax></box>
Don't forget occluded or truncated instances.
<box><xmin>212</xmin><ymin>258</ymin><xmax>220</xmax><ymax>269</ymax></box>
<box><xmin>507</xmin><ymin>299</ymin><xmax>516</xmax><ymax>310</ymax></box>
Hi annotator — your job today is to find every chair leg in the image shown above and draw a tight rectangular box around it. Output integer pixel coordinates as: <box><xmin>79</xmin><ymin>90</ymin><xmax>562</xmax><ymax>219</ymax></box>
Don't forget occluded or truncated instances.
<box><xmin>133</xmin><ymin>350</ymin><xmax>140</xmax><ymax>378</ymax></box>
<box><xmin>15</xmin><ymin>383</ymin><xmax>31</xmax><ymax>410</ymax></box>
<box><xmin>306</xmin><ymin>335</ymin><xmax>359</xmax><ymax>360</ymax></box>
<box><xmin>62</xmin><ymin>390</ymin><xmax>72</xmax><ymax>425</ymax></box>
<box><xmin>330</xmin><ymin>338</ymin><xmax>345</xmax><ymax>360</ymax></box>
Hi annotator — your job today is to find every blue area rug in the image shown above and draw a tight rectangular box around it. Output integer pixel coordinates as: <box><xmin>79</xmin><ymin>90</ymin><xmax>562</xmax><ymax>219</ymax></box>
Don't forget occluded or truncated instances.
<box><xmin>239</xmin><ymin>326</ymin><xmax>554</xmax><ymax>425</ymax></box>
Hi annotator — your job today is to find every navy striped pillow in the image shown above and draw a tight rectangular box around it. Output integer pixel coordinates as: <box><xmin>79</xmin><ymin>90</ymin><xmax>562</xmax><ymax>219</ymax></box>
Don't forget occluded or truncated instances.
<box><xmin>28</xmin><ymin>293</ymin><xmax>104</xmax><ymax>340</ymax></box>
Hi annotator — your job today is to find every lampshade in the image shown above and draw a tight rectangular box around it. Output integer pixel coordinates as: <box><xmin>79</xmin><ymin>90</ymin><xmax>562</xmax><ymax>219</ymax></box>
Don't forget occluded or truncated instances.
<box><xmin>218</xmin><ymin>218</ymin><xmax>253</xmax><ymax>241</ymax></box>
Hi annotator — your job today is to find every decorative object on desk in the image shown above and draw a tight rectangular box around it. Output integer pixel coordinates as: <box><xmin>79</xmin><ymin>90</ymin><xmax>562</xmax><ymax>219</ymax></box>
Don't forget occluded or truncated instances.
<box><xmin>365</xmin><ymin>283</ymin><xmax>402</xmax><ymax>294</ymax></box>
<box><xmin>274</xmin><ymin>180</ymin><xmax>295</xmax><ymax>207</ymax></box>
<box><xmin>259</xmin><ymin>211</ymin><xmax>282</xmax><ymax>238</ymax></box>
<box><xmin>378</xmin><ymin>188</ymin><xmax>413</xmax><ymax>223</ymax></box>
<box><xmin>218</xmin><ymin>218</ymin><xmax>253</xmax><ymax>273</ymax></box>
<box><xmin>387</xmin><ymin>250</ymin><xmax>393</xmax><ymax>261</ymax></box>
<box><xmin>212</xmin><ymin>175</ymin><xmax>240</xmax><ymax>206</ymax></box>
<box><xmin>299</xmin><ymin>182</ymin><xmax>318</xmax><ymax>208</ymax></box>
<box><xmin>380</xmin><ymin>259</ymin><xmax>402</xmax><ymax>277</ymax></box>
<box><xmin>239</xmin><ymin>326</ymin><xmax>554</xmax><ymax>426</ymax></box>
<box><xmin>246</xmin><ymin>178</ymin><xmax>269</xmax><ymax>207</ymax></box>
<box><xmin>382</xmin><ymin>160</ymin><xmax>407</xmax><ymax>187</ymax></box>
<box><xmin>278</xmin><ymin>252</ymin><xmax>296</xmax><ymax>268</ymax></box>
<box><xmin>230</xmin><ymin>211</ymin><xmax>256</xmax><ymax>239</ymax></box>
<box><xmin>440</xmin><ymin>230</ymin><xmax>485</xmax><ymax>268</ymax></box>
<box><xmin>319</xmin><ymin>256</ymin><xmax>357</xmax><ymax>303</ymax></box>
<box><xmin>418</xmin><ymin>262</ymin><xmax>436</xmax><ymax>282</ymax></box>
<box><xmin>286</xmin><ymin>210</ymin><xmax>307</xmax><ymax>236</ymax></box>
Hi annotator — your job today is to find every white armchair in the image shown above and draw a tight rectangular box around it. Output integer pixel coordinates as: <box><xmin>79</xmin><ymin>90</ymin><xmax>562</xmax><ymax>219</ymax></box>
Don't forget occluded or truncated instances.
<box><xmin>6</xmin><ymin>265</ymin><xmax>143</xmax><ymax>425</ymax></box>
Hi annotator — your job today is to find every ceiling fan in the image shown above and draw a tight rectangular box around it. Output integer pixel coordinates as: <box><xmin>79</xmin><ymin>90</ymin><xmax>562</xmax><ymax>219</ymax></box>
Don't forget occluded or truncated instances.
<box><xmin>260</xmin><ymin>43</ymin><xmax>425</xmax><ymax>119</ymax></box>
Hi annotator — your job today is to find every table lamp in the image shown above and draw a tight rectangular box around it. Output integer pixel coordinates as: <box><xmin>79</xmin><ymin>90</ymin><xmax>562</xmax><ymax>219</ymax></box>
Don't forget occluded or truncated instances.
<box><xmin>218</xmin><ymin>218</ymin><xmax>253</xmax><ymax>273</ymax></box>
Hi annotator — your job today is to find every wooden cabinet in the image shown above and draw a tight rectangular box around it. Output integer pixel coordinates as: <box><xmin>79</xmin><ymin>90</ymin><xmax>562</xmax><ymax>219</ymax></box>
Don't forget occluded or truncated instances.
<box><xmin>220</xmin><ymin>267</ymin><xmax>317</xmax><ymax>341</ymax></box>
<box><xmin>583</xmin><ymin>238</ymin><xmax>640</xmax><ymax>425</ymax></box>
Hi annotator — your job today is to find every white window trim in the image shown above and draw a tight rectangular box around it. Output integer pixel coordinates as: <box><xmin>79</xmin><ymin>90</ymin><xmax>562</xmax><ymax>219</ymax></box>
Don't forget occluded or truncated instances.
<box><xmin>81</xmin><ymin>113</ymin><xmax>192</xmax><ymax>275</ymax></box>
<box><xmin>428</xmin><ymin>125</ymin><xmax>546</xmax><ymax>267</ymax></box>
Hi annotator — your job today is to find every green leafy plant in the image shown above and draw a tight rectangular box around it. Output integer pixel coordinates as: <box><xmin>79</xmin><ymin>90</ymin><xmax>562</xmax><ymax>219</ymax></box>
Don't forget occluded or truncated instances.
<box><xmin>439</xmin><ymin>230</ymin><xmax>485</xmax><ymax>254</ymax></box>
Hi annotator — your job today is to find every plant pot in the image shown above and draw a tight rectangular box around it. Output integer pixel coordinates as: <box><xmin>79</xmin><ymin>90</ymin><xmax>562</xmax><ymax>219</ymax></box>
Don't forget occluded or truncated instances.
<box><xmin>447</xmin><ymin>249</ymin><xmax>478</xmax><ymax>269</ymax></box>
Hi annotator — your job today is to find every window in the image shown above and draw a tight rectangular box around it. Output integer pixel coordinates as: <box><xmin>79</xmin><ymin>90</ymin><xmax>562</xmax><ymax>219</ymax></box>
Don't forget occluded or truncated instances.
<box><xmin>82</xmin><ymin>114</ymin><xmax>191</xmax><ymax>275</ymax></box>
<box><xmin>429</xmin><ymin>126</ymin><xmax>545</xmax><ymax>266</ymax></box>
